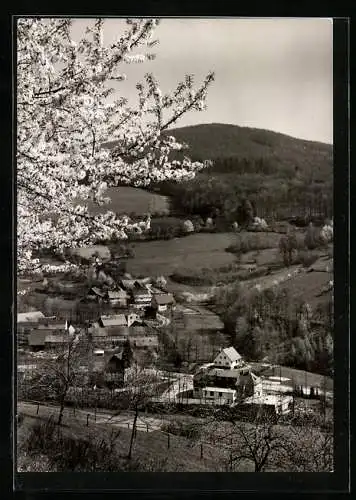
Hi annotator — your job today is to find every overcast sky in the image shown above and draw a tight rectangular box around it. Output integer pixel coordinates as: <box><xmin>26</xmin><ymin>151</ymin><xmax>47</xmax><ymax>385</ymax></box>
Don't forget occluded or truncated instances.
<box><xmin>72</xmin><ymin>18</ymin><xmax>333</xmax><ymax>144</ymax></box>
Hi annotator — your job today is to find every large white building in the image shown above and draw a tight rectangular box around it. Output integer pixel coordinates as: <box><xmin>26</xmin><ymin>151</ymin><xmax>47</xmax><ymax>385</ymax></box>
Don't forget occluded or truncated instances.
<box><xmin>213</xmin><ymin>347</ymin><xmax>244</xmax><ymax>370</ymax></box>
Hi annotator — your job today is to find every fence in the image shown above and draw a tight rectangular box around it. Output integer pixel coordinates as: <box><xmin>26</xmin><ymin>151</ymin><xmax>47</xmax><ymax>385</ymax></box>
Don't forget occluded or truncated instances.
<box><xmin>18</xmin><ymin>400</ymin><xmax>241</xmax><ymax>470</ymax></box>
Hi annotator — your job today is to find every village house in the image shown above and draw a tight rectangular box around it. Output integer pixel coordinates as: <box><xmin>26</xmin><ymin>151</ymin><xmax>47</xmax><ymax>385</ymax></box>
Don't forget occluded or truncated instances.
<box><xmin>120</xmin><ymin>278</ymin><xmax>137</xmax><ymax>291</ymax></box>
<box><xmin>28</xmin><ymin>330</ymin><xmax>70</xmax><ymax>351</ymax></box>
<box><xmin>97</xmin><ymin>314</ymin><xmax>130</xmax><ymax>337</ymax></box>
<box><xmin>235</xmin><ymin>370</ymin><xmax>263</xmax><ymax>400</ymax></box>
<box><xmin>243</xmin><ymin>394</ymin><xmax>293</xmax><ymax>416</ymax></box>
<box><xmin>104</xmin><ymin>353</ymin><xmax>126</xmax><ymax>388</ymax></box>
<box><xmin>17</xmin><ymin>311</ymin><xmax>46</xmax><ymax>333</ymax></box>
<box><xmin>202</xmin><ymin>386</ymin><xmax>237</xmax><ymax>405</ymax></box>
<box><xmin>213</xmin><ymin>347</ymin><xmax>244</xmax><ymax>370</ymax></box>
<box><xmin>151</xmin><ymin>293</ymin><xmax>175</xmax><ymax>313</ymax></box>
<box><xmin>17</xmin><ymin>311</ymin><xmax>45</xmax><ymax>324</ymax></box>
<box><xmin>193</xmin><ymin>364</ymin><xmax>262</xmax><ymax>401</ymax></box>
<box><xmin>107</xmin><ymin>288</ymin><xmax>129</xmax><ymax>308</ymax></box>
<box><xmin>130</xmin><ymin>335</ymin><xmax>159</xmax><ymax>348</ymax></box>
<box><xmin>91</xmin><ymin>343</ymin><xmax>132</xmax><ymax>389</ymax></box>
<box><xmin>131</xmin><ymin>282</ymin><xmax>152</xmax><ymax>309</ymax></box>
<box><xmin>144</xmin><ymin>305</ymin><xmax>157</xmax><ymax>320</ymax></box>
<box><xmin>44</xmin><ymin>334</ymin><xmax>70</xmax><ymax>349</ymax></box>
<box><xmin>87</xmin><ymin>287</ymin><xmax>106</xmax><ymax>302</ymax></box>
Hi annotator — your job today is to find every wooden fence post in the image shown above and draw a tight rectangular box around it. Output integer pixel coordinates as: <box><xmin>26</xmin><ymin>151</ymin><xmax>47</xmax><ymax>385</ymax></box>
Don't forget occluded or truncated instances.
<box><xmin>200</xmin><ymin>443</ymin><xmax>203</xmax><ymax>459</ymax></box>
<box><xmin>146</xmin><ymin>423</ymin><xmax>149</xmax><ymax>432</ymax></box>
<box><xmin>36</xmin><ymin>403</ymin><xmax>39</xmax><ymax>415</ymax></box>
<box><xmin>86</xmin><ymin>414</ymin><xmax>90</xmax><ymax>427</ymax></box>
<box><xmin>167</xmin><ymin>433</ymin><xmax>170</xmax><ymax>449</ymax></box>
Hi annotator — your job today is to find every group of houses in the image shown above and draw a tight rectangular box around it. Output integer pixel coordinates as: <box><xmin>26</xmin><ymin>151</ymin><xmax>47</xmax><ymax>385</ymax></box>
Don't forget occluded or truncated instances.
<box><xmin>18</xmin><ymin>312</ymin><xmax>77</xmax><ymax>350</ymax></box>
<box><xmin>86</xmin><ymin>276</ymin><xmax>175</xmax><ymax>313</ymax></box>
<box><xmin>18</xmin><ymin>272</ymin><xmax>175</xmax><ymax>351</ymax></box>
<box><xmin>192</xmin><ymin>347</ymin><xmax>293</xmax><ymax>415</ymax></box>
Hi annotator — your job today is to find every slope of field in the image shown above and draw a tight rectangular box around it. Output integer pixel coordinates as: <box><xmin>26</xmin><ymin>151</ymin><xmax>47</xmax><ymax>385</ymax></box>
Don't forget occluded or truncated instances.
<box><xmin>18</xmin><ymin>409</ymin><xmax>238</xmax><ymax>472</ymax></box>
<box><xmin>84</xmin><ymin>186</ymin><xmax>170</xmax><ymax>216</ymax></box>
<box><xmin>126</xmin><ymin>233</ymin><xmax>238</xmax><ymax>277</ymax></box>
<box><xmin>166</xmin><ymin>123</ymin><xmax>333</xmax><ymax>180</ymax></box>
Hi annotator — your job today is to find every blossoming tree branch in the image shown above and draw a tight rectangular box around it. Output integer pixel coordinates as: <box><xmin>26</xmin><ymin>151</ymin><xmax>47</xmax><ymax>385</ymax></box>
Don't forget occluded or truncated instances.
<box><xmin>17</xmin><ymin>18</ymin><xmax>214</xmax><ymax>275</ymax></box>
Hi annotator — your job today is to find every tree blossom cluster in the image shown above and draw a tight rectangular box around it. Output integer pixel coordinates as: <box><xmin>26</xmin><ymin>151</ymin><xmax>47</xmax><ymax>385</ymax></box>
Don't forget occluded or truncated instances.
<box><xmin>17</xmin><ymin>18</ymin><xmax>214</xmax><ymax>275</ymax></box>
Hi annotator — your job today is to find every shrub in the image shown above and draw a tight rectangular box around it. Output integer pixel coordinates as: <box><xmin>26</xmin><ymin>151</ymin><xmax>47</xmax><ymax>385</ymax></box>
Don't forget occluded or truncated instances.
<box><xmin>296</xmin><ymin>251</ymin><xmax>319</xmax><ymax>268</ymax></box>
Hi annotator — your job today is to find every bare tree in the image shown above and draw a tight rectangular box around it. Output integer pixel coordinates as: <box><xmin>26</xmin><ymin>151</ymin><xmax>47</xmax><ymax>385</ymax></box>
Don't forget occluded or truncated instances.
<box><xmin>227</xmin><ymin>418</ymin><xmax>287</xmax><ymax>472</ymax></box>
<box><xmin>112</xmin><ymin>365</ymin><xmax>165</xmax><ymax>460</ymax></box>
<box><xmin>282</xmin><ymin>424</ymin><xmax>333</xmax><ymax>472</ymax></box>
<box><xmin>279</xmin><ymin>231</ymin><xmax>298</xmax><ymax>267</ymax></box>
<box><xmin>21</xmin><ymin>334</ymin><xmax>91</xmax><ymax>426</ymax></box>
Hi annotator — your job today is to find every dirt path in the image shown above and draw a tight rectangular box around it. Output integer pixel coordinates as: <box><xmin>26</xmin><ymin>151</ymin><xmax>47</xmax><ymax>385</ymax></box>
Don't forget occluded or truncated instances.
<box><xmin>18</xmin><ymin>401</ymin><xmax>164</xmax><ymax>432</ymax></box>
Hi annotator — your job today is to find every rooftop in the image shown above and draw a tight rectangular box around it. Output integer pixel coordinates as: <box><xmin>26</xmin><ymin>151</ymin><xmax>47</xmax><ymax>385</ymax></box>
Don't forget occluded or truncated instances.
<box><xmin>89</xmin><ymin>287</ymin><xmax>106</xmax><ymax>298</ymax></box>
<box><xmin>108</xmin><ymin>289</ymin><xmax>129</xmax><ymax>299</ymax></box>
<box><xmin>209</xmin><ymin>368</ymin><xmax>242</xmax><ymax>378</ymax></box>
<box><xmin>220</xmin><ymin>347</ymin><xmax>242</xmax><ymax>363</ymax></box>
<box><xmin>203</xmin><ymin>387</ymin><xmax>237</xmax><ymax>393</ymax></box>
<box><xmin>99</xmin><ymin>315</ymin><xmax>127</xmax><ymax>327</ymax></box>
<box><xmin>18</xmin><ymin>311</ymin><xmax>45</xmax><ymax>323</ymax></box>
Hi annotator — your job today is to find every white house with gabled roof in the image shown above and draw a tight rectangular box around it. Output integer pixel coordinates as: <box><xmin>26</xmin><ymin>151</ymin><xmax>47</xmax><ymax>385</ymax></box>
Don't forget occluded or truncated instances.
<box><xmin>213</xmin><ymin>346</ymin><xmax>244</xmax><ymax>370</ymax></box>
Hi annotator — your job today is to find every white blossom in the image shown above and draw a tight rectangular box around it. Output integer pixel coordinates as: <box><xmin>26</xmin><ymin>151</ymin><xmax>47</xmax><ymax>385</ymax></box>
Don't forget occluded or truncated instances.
<box><xmin>17</xmin><ymin>18</ymin><xmax>215</xmax><ymax>274</ymax></box>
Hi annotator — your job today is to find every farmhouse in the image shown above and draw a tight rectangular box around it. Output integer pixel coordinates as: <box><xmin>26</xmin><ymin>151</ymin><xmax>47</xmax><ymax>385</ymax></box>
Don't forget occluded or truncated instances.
<box><xmin>151</xmin><ymin>293</ymin><xmax>175</xmax><ymax>312</ymax></box>
<box><xmin>213</xmin><ymin>347</ymin><xmax>244</xmax><ymax>370</ymax></box>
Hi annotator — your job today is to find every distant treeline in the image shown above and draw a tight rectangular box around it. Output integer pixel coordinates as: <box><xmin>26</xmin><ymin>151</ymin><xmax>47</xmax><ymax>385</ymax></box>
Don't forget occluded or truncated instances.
<box><xmin>154</xmin><ymin>161</ymin><xmax>333</xmax><ymax>224</ymax></box>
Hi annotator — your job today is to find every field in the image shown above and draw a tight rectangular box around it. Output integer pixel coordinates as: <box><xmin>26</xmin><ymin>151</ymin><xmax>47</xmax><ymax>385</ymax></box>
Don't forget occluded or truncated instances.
<box><xmin>17</xmin><ymin>409</ymin><xmax>239</xmax><ymax>472</ymax></box>
<box><xmin>126</xmin><ymin>232</ymin><xmax>239</xmax><ymax>277</ymax></box>
<box><xmin>278</xmin><ymin>270</ymin><xmax>333</xmax><ymax>308</ymax></box>
<box><xmin>85</xmin><ymin>186</ymin><xmax>170</xmax><ymax>216</ymax></box>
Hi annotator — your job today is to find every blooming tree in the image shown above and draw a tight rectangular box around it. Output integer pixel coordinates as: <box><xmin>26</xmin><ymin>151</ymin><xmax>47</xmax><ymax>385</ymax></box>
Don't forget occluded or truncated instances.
<box><xmin>17</xmin><ymin>18</ymin><xmax>214</xmax><ymax>275</ymax></box>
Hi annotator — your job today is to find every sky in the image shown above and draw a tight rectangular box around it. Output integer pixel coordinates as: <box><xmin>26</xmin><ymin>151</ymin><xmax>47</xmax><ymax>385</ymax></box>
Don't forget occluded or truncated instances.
<box><xmin>71</xmin><ymin>18</ymin><xmax>333</xmax><ymax>144</ymax></box>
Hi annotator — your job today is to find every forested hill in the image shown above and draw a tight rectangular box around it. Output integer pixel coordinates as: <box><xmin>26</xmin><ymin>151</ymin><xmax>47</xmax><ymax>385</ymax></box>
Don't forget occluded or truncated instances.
<box><xmin>164</xmin><ymin>123</ymin><xmax>333</xmax><ymax>182</ymax></box>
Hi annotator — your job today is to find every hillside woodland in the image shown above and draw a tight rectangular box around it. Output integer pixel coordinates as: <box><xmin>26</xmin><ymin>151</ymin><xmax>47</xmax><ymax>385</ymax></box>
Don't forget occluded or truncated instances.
<box><xmin>154</xmin><ymin>124</ymin><xmax>332</xmax><ymax>224</ymax></box>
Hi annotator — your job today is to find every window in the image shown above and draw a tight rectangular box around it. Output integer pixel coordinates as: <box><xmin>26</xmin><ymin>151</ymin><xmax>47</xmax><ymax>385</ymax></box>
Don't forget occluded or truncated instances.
<box><xmin>219</xmin><ymin>392</ymin><xmax>222</xmax><ymax>397</ymax></box>
<box><xmin>210</xmin><ymin>391</ymin><xmax>214</xmax><ymax>396</ymax></box>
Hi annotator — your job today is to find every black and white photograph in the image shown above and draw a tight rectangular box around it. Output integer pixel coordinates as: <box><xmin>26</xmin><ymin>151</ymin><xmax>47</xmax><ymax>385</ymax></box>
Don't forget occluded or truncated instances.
<box><xmin>16</xmin><ymin>17</ymin><xmax>336</xmax><ymax>474</ymax></box>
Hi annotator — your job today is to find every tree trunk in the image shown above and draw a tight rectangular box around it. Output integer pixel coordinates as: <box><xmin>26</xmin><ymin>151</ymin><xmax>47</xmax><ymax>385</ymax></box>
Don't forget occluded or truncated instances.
<box><xmin>57</xmin><ymin>394</ymin><xmax>65</xmax><ymax>426</ymax></box>
<box><xmin>128</xmin><ymin>406</ymin><xmax>138</xmax><ymax>460</ymax></box>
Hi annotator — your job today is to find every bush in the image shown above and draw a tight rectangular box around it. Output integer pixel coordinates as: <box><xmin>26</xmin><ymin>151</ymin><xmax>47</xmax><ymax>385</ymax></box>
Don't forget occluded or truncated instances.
<box><xmin>161</xmin><ymin>421</ymin><xmax>201</xmax><ymax>440</ymax></box>
<box><xmin>296</xmin><ymin>251</ymin><xmax>319</xmax><ymax>268</ymax></box>
<box><xmin>18</xmin><ymin>417</ymin><xmax>171</xmax><ymax>472</ymax></box>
